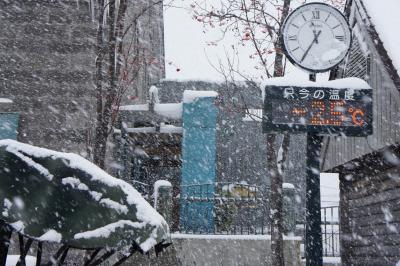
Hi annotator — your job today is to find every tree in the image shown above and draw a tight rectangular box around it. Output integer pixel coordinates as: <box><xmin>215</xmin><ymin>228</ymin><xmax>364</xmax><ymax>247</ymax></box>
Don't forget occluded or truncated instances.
<box><xmin>92</xmin><ymin>0</ymin><xmax>166</xmax><ymax>168</ymax></box>
<box><xmin>186</xmin><ymin>0</ymin><xmax>344</xmax><ymax>264</ymax></box>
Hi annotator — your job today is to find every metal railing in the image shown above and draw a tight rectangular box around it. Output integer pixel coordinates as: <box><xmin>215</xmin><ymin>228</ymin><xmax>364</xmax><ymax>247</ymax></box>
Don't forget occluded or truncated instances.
<box><xmin>321</xmin><ymin>206</ymin><xmax>340</xmax><ymax>257</ymax></box>
<box><xmin>132</xmin><ymin>180</ymin><xmax>341</xmax><ymax>258</ymax></box>
<box><xmin>180</xmin><ymin>182</ymin><xmax>271</xmax><ymax>235</ymax></box>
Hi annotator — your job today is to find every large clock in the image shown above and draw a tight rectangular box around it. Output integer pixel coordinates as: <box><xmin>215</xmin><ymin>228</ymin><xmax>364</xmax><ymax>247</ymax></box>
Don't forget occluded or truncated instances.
<box><xmin>281</xmin><ymin>3</ymin><xmax>351</xmax><ymax>73</ymax></box>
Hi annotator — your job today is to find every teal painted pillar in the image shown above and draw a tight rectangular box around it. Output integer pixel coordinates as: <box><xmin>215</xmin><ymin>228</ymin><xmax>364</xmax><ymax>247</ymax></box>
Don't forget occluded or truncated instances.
<box><xmin>180</xmin><ymin>92</ymin><xmax>218</xmax><ymax>233</ymax></box>
<box><xmin>0</xmin><ymin>113</ymin><xmax>19</xmax><ymax>140</ymax></box>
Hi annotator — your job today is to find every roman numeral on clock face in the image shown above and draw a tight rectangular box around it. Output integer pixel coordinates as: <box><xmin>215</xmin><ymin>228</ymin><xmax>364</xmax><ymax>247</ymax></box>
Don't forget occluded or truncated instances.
<box><xmin>312</xmin><ymin>10</ymin><xmax>320</xmax><ymax>19</ymax></box>
<box><xmin>289</xmin><ymin>35</ymin><xmax>297</xmax><ymax>41</ymax></box>
<box><xmin>335</xmin><ymin>35</ymin><xmax>344</xmax><ymax>41</ymax></box>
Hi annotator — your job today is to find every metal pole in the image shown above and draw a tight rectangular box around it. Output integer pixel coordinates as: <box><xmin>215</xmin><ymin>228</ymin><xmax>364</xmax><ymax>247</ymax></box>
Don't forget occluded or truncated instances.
<box><xmin>305</xmin><ymin>72</ymin><xmax>323</xmax><ymax>266</ymax></box>
<box><xmin>305</xmin><ymin>134</ymin><xmax>323</xmax><ymax>266</ymax></box>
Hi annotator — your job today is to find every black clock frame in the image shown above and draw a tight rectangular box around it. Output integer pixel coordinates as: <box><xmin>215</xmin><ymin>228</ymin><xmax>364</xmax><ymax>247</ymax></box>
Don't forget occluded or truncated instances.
<box><xmin>281</xmin><ymin>2</ymin><xmax>353</xmax><ymax>73</ymax></box>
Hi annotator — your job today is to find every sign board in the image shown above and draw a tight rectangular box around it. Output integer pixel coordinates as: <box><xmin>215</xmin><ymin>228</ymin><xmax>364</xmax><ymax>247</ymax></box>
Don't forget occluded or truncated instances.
<box><xmin>263</xmin><ymin>86</ymin><xmax>373</xmax><ymax>136</ymax></box>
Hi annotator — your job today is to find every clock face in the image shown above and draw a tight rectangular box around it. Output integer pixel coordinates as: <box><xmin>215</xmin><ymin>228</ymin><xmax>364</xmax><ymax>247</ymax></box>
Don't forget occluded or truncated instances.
<box><xmin>282</xmin><ymin>3</ymin><xmax>351</xmax><ymax>72</ymax></box>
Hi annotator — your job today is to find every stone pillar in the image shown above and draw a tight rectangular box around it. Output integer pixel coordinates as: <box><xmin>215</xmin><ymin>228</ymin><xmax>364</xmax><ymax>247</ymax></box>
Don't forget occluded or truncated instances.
<box><xmin>154</xmin><ymin>180</ymin><xmax>173</xmax><ymax>226</ymax></box>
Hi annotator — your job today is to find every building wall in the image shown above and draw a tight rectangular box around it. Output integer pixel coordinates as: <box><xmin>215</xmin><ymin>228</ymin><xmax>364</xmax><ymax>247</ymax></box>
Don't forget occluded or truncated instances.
<box><xmin>0</xmin><ymin>0</ymin><xmax>165</xmax><ymax>156</ymax></box>
<box><xmin>323</xmin><ymin>0</ymin><xmax>400</xmax><ymax>171</ymax></box>
<box><xmin>0</xmin><ymin>0</ymin><xmax>96</xmax><ymax>155</ymax></box>
<box><xmin>340</xmin><ymin>166</ymin><xmax>400</xmax><ymax>265</ymax></box>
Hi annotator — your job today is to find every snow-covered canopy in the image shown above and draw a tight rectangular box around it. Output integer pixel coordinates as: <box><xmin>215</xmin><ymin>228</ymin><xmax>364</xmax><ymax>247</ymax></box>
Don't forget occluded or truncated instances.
<box><xmin>362</xmin><ymin>0</ymin><xmax>400</xmax><ymax>77</ymax></box>
<box><xmin>0</xmin><ymin>140</ymin><xmax>170</xmax><ymax>253</ymax></box>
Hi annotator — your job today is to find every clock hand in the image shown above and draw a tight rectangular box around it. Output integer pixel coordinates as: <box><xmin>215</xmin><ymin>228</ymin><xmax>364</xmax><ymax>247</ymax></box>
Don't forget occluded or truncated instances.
<box><xmin>313</xmin><ymin>29</ymin><xmax>320</xmax><ymax>44</ymax></box>
<box><xmin>300</xmin><ymin>30</ymin><xmax>322</xmax><ymax>63</ymax></box>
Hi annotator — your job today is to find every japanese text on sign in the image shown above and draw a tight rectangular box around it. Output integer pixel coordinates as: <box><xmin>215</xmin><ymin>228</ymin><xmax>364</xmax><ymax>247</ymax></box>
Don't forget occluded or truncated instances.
<box><xmin>263</xmin><ymin>86</ymin><xmax>373</xmax><ymax>136</ymax></box>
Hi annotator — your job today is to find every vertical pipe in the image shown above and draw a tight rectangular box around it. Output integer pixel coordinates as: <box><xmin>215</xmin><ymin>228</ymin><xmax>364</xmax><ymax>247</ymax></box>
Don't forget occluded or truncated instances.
<box><xmin>324</xmin><ymin>208</ymin><xmax>327</xmax><ymax>256</ymax></box>
<box><xmin>331</xmin><ymin>207</ymin><xmax>335</xmax><ymax>256</ymax></box>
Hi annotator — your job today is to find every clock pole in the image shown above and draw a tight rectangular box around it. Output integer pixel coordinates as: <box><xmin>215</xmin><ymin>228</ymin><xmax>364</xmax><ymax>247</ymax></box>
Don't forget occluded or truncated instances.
<box><xmin>305</xmin><ymin>73</ymin><xmax>323</xmax><ymax>266</ymax></box>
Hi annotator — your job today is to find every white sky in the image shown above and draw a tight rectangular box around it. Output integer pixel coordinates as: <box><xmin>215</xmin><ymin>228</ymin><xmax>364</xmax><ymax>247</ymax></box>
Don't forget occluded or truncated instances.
<box><xmin>164</xmin><ymin>0</ymin><xmax>334</xmax><ymax>82</ymax></box>
<box><xmin>164</xmin><ymin>2</ymin><xmax>305</xmax><ymax>81</ymax></box>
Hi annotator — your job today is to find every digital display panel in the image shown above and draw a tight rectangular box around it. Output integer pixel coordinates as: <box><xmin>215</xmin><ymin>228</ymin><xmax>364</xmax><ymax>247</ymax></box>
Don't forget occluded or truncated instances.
<box><xmin>263</xmin><ymin>86</ymin><xmax>373</xmax><ymax>136</ymax></box>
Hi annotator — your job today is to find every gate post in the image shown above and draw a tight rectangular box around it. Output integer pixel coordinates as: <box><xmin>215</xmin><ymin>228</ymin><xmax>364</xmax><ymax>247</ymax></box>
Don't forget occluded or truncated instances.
<box><xmin>283</xmin><ymin>183</ymin><xmax>296</xmax><ymax>235</ymax></box>
<box><xmin>154</xmin><ymin>180</ymin><xmax>173</xmax><ymax>226</ymax></box>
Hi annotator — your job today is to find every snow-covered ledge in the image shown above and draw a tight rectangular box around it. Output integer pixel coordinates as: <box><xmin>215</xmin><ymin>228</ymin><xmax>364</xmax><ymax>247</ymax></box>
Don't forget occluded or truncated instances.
<box><xmin>0</xmin><ymin>98</ymin><xmax>13</xmax><ymax>104</ymax></box>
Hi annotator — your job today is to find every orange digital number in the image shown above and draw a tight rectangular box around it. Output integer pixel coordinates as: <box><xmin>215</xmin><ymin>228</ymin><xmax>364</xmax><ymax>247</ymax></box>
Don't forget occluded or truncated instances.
<box><xmin>310</xmin><ymin>100</ymin><xmax>325</xmax><ymax>125</ymax></box>
<box><xmin>329</xmin><ymin>101</ymin><xmax>344</xmax><ymax>126</ymax></box>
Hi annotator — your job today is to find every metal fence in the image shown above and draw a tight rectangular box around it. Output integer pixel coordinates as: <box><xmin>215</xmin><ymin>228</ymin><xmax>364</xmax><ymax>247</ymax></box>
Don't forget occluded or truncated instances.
<box><xmin>180</xmin><ymin>182</ymin><xmax>271</xmax><ymax>234</ymax></box>
<box><xmin>321</xmin><ymin>206</ymin><xmax>340</xmax><ymax>257</ymax></box>
<box><xmin>132</xmin><ymin>180</ymin><xmax>341</xmax><ymax>257</ymax></box>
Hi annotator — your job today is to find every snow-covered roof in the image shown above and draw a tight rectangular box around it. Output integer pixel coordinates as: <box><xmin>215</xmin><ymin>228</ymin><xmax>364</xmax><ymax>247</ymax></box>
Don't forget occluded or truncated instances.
<box><xmin>0</xmin><ymin>140</ymin><xmax>170</xmax><ymax>252</ymax></box>
<box><xmin>262</xmin><ymin>77</ymin><xmax>371</xmax><ymax>89</ymax></box>
<box><xmin>362</xmin><ymin>0</ymin><xmax>400</xmax><ymax>77</ymax></box>
<box><xmin>119</xmin><ymin>103</ymin><xmax>182</xmax><ymax>120</ymax></box>
<box><xmin>126</xmin><ymin>125</ymin><xmax>183</xmax><ymax>134</ymax></box>
<box><xmin>183</xmin><ymin>90</ymin><xmax>218</xmax><ymax>103</ymax></box>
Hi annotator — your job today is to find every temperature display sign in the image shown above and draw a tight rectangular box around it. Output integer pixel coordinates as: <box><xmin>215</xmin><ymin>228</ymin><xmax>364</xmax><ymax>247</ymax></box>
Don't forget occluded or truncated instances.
<box><xmin>263</xmin><ymin>86</ymin><xmax>373</xmax><ymax>136</ymax></box>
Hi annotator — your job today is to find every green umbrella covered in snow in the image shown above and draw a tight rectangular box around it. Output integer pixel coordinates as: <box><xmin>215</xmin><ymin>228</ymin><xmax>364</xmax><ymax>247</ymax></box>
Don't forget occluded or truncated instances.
<box><xmin>0</xmin><ymin>139</ymin><xmax>170</xmax><ymax>253</ymax></box>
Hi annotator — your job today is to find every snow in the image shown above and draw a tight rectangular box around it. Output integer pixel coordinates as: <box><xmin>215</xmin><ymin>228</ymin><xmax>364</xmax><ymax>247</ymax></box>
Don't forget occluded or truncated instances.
<box><xmin>262</xmin><ymin>77</ymin><xmax>371</xmax><ymax>90</ymax></box>
<box><xmin>62</xmin><ymin>177</ymin><xmax>103</xmax><ymax>201</ymax></box>
<box><xmin>283</xmin><ymin>183</ymin><xmax>295</xmax><ymax>190</ymax></box>
<box><xmin>5</xmin><ymin>147</ymin><xmax>54</xmax><ymax>181</ymax></box>
<box><xmin>37</xmin><ymin>229</ymin><xmax>62</xmax><ymax>243</ymax></box>
<box><xmin>171</xmin><ymin>233</ymin><xmax>302</xmax><ymax>241</ymax></box>
<box><xmin>126</xmin><ymin>125</ymin><xmax>183</xmax><ymax>134</ymax></box>
<box><xmin>0</xmin><ymin>139</ymin><xmax>170</xmax><ymax>252</ymax></box>
<box><xmin>6</xmin><ymin>255</ymin><xmax>36</xmax><ymax>266</ymax></box>
<box><xmin>154</xmin><ymin>103</ymin><xmax>182</xmax><ymax>119</ymax></box>
<box><xmin>154</xmin><ymin>180</ymin><xmax>172</xmax><ymax>210</ymax></box>
<box><xmin>0</xmin><ymin>98</ymin><xmax>12</xmax><ymax>103</ymax></box>
<box><xmin>10</xmin><ymin>221</ymin><xmax>24</xmax><ymax>232</ymax></box>
<box><xmin>323</xmin><ymin>257</ymin><xmax>341</xmax><ymax>263</ymax></box>
<box><xmin>119</xmin><ymin>104</ymin><xmax>148</xmax><ymax>111</ymax></box>
<box><xmin>363</xmin><ymin>0</ymin><xmax>400</xmax><ymax>76</ymax></box>
<box><xmin>99</xmin><ymin>198</ymin><xmax>128</xmax><ymax>215</ymax></box>
<box><xmin>149</xmin><ymin>85</ymin><xmax>160</xmax><ymax>103</ymax></box>
<box><xmin>183</xmin><ymin>90</ymin><xmax>218</xmax><ymax>103</ymax></box>
<box><xmin>160</xmin><ymin>124</ymin><xmax>183</xmax><ymax>133</ymax></box>
<box><xmin>74</xmin><ymin>220</ymin><xmax>145</xmax><ymax>240</ymax></box>
<box><xmin>119</xmin><ymin>103</ymin><xmax>182</xmax><ymax>119</ymax></box>
<box><xmin>154</xmin><ymin>180</ymin><xmax>172</xmax><ymax>189</ymax></box>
